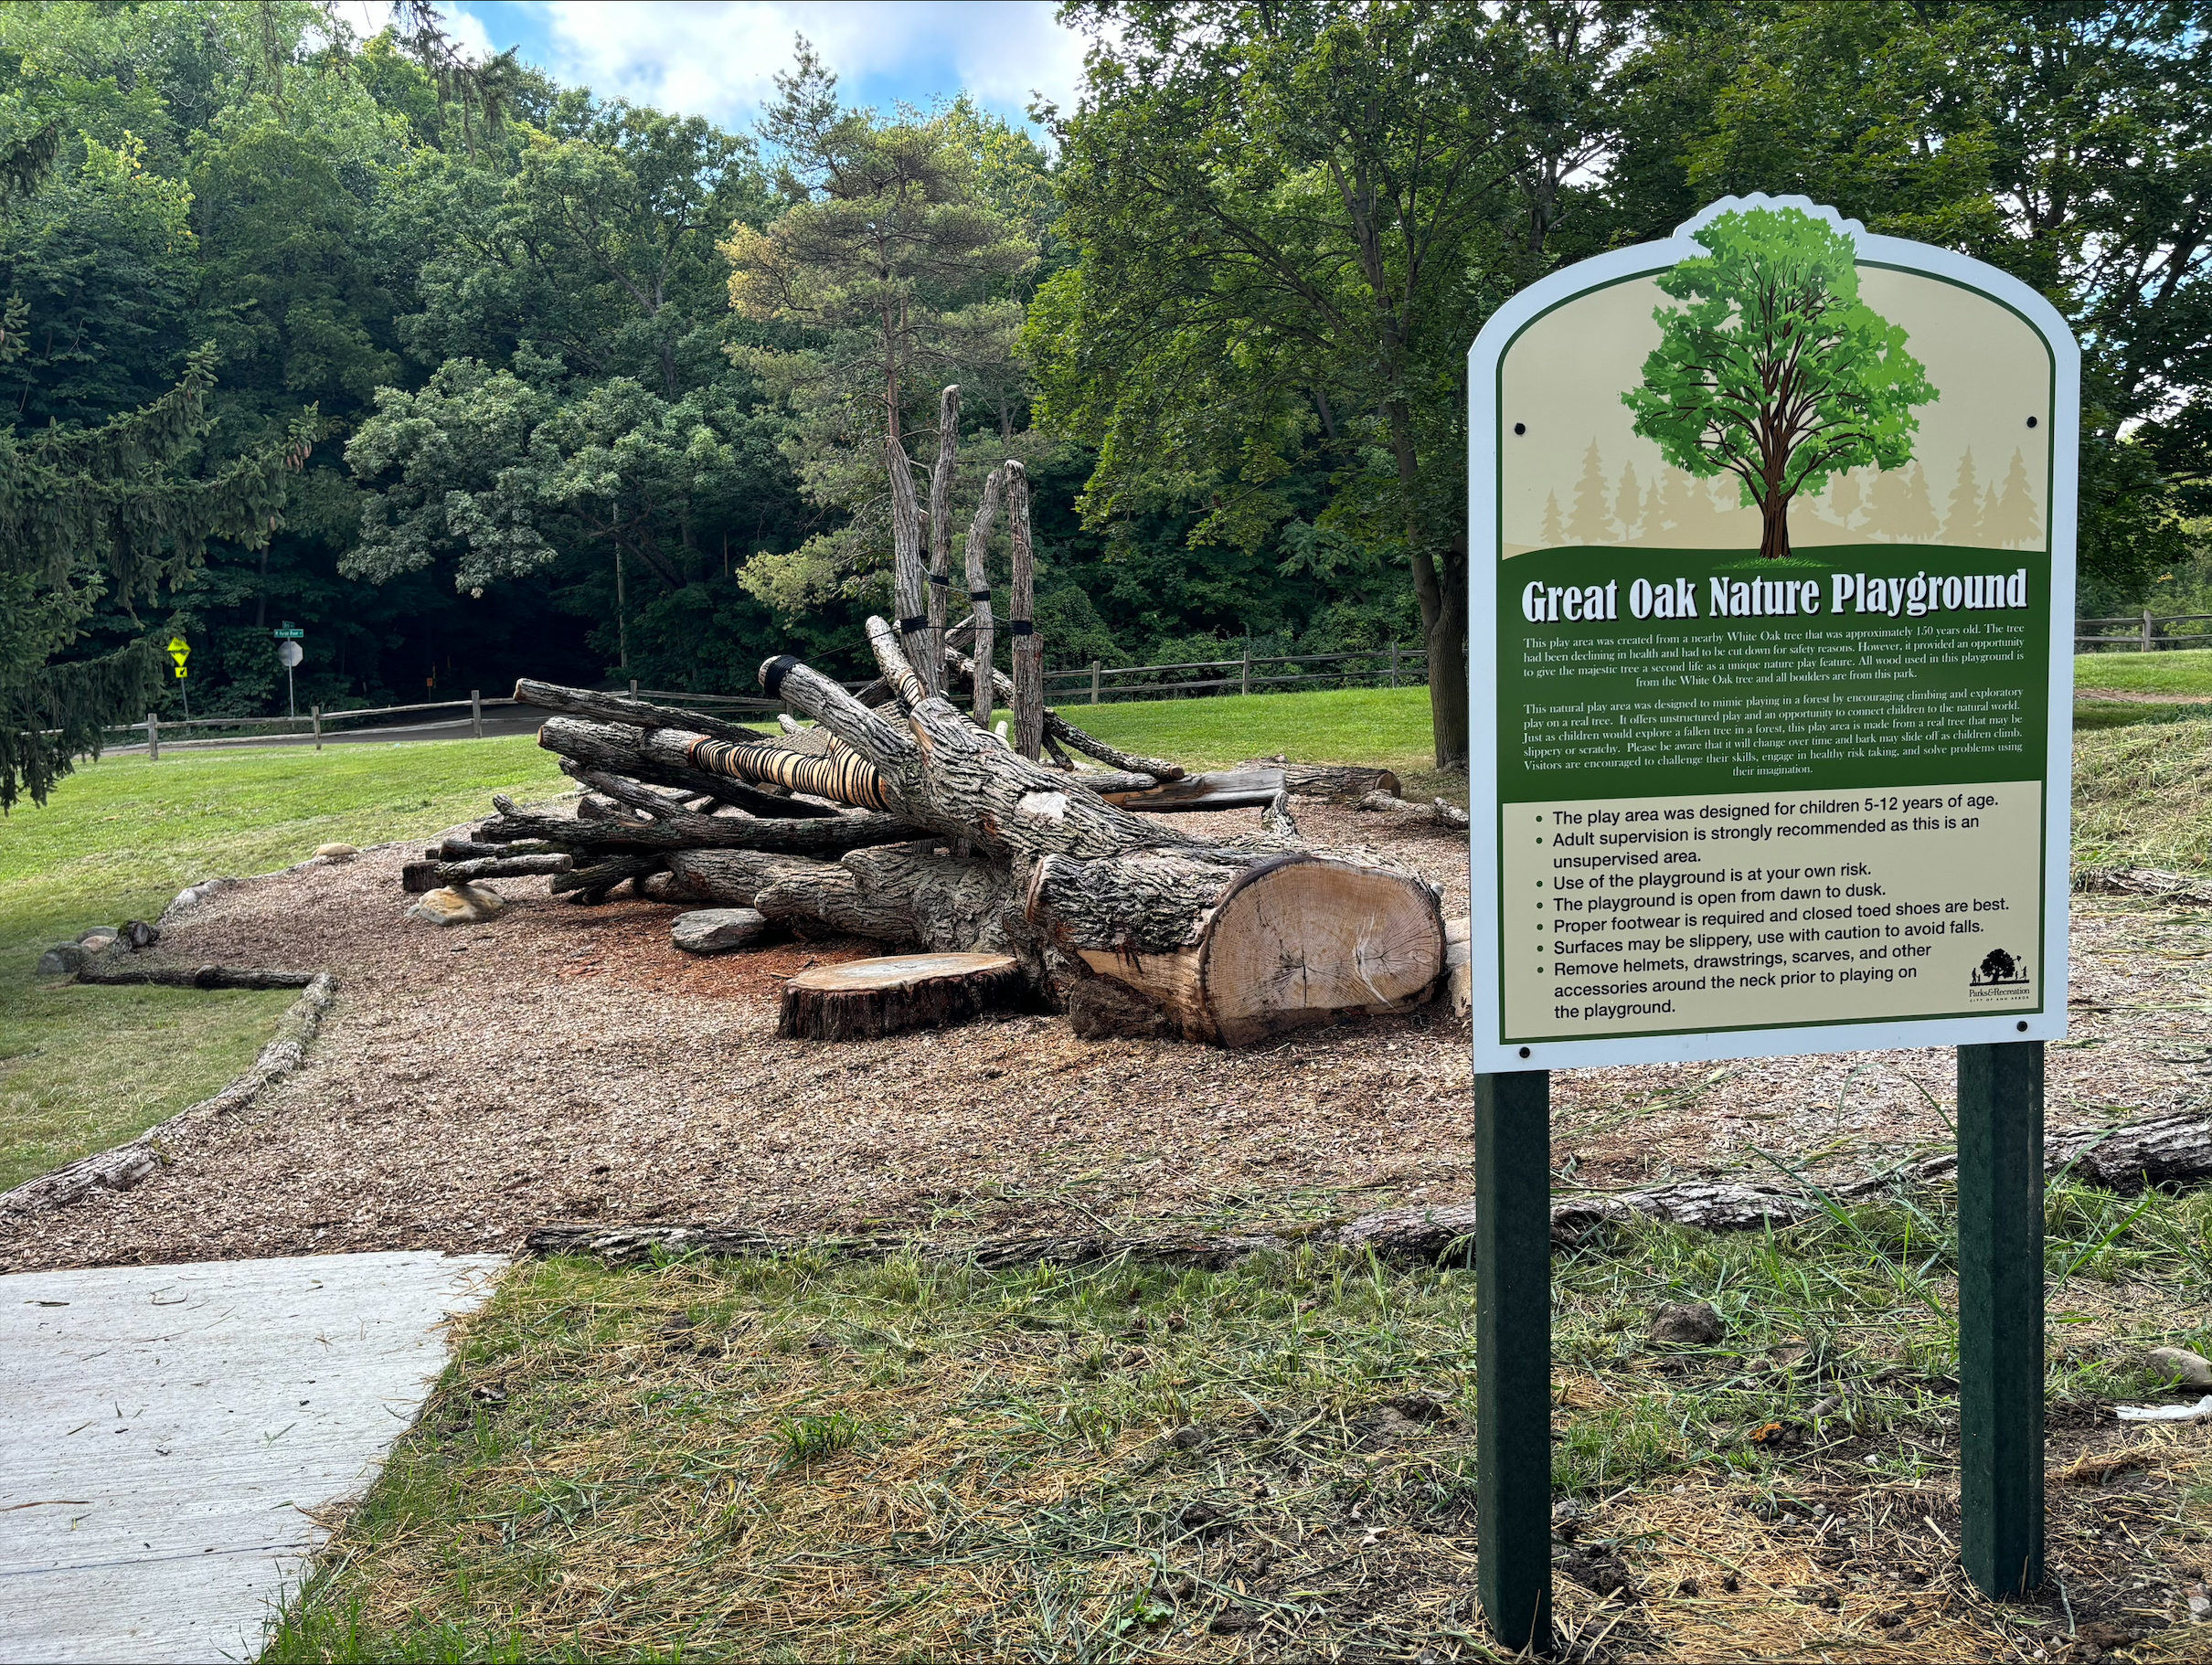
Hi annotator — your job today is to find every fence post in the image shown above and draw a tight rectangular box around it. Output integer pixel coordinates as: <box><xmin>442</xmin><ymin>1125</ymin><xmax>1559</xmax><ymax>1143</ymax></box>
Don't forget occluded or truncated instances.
<box><xmin>471</xmin><ymin>689</ymin><xmax>484</xmax><ymax>739</ymax></box>
<box><xmin>630</xmin><ymin>678</ymin><xmax>640</xmax><ymax>699</ymax></box>
<box><xmin>1240</xmin><ymin>637</ymin><xmax>1250</xmax><ymax>696</ymax></box>
<box><xmin>1389</xmin><ymin>641</ymin><xmax>1399</xmax><ymax>688</ymax></box>
<box><xmin>2143</xmin><ymin>610</ymin><xmax>2154</xmax><ymax>652</ymax></box>
<box><xmin>146</xmin><ymin>711</ymin><xmax>158</xmax><ymax>762</ymax></box>
<box><xmin>312</xmin><ymin>705</ymin><xmax>322</xmax><ymax>751</ymax></box>
<box><xmin>1091</xmin><ymin>660</ymin><xmax>1101</xmax><ymax>705</ymax></box>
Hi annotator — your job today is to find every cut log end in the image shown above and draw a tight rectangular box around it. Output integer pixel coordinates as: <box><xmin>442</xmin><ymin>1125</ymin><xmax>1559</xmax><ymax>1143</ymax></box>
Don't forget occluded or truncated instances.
<box><xmin>777</xmin><ymin>952</ymin><xmax>1027</xmax><ymax>1042</ymax></box>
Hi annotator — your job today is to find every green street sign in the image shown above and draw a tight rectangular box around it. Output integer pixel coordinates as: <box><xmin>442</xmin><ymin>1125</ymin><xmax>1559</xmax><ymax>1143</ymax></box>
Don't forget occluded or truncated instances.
<box><xmin>272</xmin><ymin>622</ymin><xmax>304</xmax><ymax>639</ymax></box>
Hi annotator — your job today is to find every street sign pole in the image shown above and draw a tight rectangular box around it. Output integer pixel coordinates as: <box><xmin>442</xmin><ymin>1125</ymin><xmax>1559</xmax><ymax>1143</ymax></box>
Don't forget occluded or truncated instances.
<box><xmin>1475</xmin><ymin>1069</ymin><xmax>1552</xmax><ymax>1650</ymax></box>
<box><xmin>1959</xmin><ymin>1039</ymin><xmax>2045</xmax><ymax>1596</ymax></box>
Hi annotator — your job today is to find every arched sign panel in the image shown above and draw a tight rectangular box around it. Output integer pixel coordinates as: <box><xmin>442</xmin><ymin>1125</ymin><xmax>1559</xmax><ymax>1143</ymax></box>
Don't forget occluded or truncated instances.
<box><xmin>1468</xmin><ymin>196</ymin><xmax>2078</xmax><ymax>1073</ymax></box>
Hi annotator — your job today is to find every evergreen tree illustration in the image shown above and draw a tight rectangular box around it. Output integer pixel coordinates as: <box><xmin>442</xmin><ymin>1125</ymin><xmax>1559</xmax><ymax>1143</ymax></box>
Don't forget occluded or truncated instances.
<box><xmin>1946</xmin><ymin>449</ymin><xmax>1986</xmax><ymax>544</ymax></box>
<box><xmin>1614</xmin><ymin>462</ymin><xmax>1643</xmax><ymax>540</ymax></box>
<box><xmin>1986</xmin><ymin>448</ymin><xmax>2043</xmax><ymax>549</ymax></box>
<box><xmin>1872</xmin><ymin>460</ymin><xmax>1941</xmax><ymax>542</ymax></box>
<box><xmin>1827</xmin><ymin>469</ymin><xmax>1866</xmax><ymax>531</ymax></box>
<box><xmin>1540</xmin><ymin>489</ymin><xmax>1566</xmax><ymax>546</ymax></box>
<box><xmin>1646</xmin><ymin>468</ymin><xmax>1678</xmax><ymax>537</ymax></box>
<box><xmin>1569</xmin><ymin>439</ymin><xmax>1612</xmax><ymax>543</ymax></box>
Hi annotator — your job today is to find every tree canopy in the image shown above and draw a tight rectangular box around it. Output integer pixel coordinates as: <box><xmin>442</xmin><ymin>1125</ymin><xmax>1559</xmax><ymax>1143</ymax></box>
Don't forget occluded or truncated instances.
<box><xmin>1623</xmin><ymin>205</ymin><xmax>1937</xmax><ymax>560</ymax></box>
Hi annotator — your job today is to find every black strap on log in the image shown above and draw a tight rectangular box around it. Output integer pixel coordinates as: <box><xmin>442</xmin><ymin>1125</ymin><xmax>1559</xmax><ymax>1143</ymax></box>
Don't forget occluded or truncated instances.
<box><xmin>761</xmin><ymin>655</ymin><xmax>799</xmax><ymax>698</ymax></box>
<box><xmin>928</xmin><ymin>573</ymin><xmax>951</xmax><ymax>587</ymax></box>
<box><xmin>1009</xmin><ymin>620</ymin><xmax>1034</xmax><ymax>636</ymax></box>
<box><xmin>898</xmin><ymin>615</ymin><xmax>928</xmax><ymax>633</ymax></box>
<box><xmin>970</xmin><ymin>589</ymin><xmax>993</xmax><ymax>602</ymax></box>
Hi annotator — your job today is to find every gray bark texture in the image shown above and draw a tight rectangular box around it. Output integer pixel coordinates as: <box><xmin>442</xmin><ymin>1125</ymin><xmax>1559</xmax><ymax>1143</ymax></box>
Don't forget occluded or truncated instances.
<box><xmin>1007</xmin><ymin>461</ymin><xmax>1043</xmax><ymax>761</ymax></box>
<box><xmin>539</xmin><ymin>716</ymin><xmax>841</xmax><ymax>818</ymax></box>
<box><xmin>888</xmin><ymin>434</ymin><xmax>933</xmax><ymax>696</ymax></box>
<box><xmin>513</xmin><ymin>678</ymin><xmax>771</xmax><ymax>745</ymax></box>
<box><xmin>928</xmin><ymin>385</ymin><xmax>959</xmax><ymax>694</ymax></box>
<box><xmin>964</xmin><ymin>465</ymin><xmax>1005</xmax><ymax>728</ymax></box>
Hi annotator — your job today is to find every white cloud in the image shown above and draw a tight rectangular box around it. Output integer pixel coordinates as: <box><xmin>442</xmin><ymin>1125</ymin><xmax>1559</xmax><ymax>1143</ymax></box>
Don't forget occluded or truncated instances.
<box><xmin>527</xmin><ymin>1</ymin><xmax>1090</xmax><ymax>132</ymax></box>
<box><xmin>330</xmin><ymin>1</ymin><xmax>497</xmax><ymax>59</ymax></box>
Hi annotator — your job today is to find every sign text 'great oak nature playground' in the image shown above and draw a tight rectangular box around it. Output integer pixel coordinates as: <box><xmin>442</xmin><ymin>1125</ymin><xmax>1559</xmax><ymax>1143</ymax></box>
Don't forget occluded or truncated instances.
<box><xmin>1468</xmin><ymin>196</ymin><xmax>2078</xmax><ymax>1071</ymax></box>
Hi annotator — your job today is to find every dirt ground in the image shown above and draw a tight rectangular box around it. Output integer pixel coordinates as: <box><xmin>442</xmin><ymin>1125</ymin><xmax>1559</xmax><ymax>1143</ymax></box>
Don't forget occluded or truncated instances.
<box><xmin>4</xmin><ymin>801</ymin><xmax>2207</xmax><ymax>1274</ymax></box>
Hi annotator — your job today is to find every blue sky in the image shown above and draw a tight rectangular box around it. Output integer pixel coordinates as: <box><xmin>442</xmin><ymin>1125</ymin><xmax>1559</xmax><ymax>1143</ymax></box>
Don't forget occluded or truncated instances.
<box><xmin>332</xmin><ymin>3</ymin><xmax>1092</xmax><ymax>139</ymax></box>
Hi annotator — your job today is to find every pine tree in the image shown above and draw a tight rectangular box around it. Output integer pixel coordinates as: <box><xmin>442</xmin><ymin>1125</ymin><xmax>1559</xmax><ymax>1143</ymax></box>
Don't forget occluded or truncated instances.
<box><xmin>1826</xmin><ymin>469</ymin><xmax>1866</xmax><ymax>532</ymax></box>
<box><xmin>1539</xmin><ymin>488</ymin><xmax>1565</xmax><ymax>546</ymax></box>
<box><xmin>1945</xmin><ymin>450</ymin><xmax>1986</xmax><ymax>544</ymax></box>
<box><xmin>1568</xmin><ymin>440</ymin><xmax>1611</xmax><ymax>543</ymax></box>
<box><xmin>0</xmin><ymin>125</ymin><xmax>314</xmax><ymax>810</ymax></box>
<box><xmin>1614</xmin><ymin>462</ymin><xmax>1643</xmax><ymax>540</ymax></box>
<box><xmin>1872</xmin><ymin>460</ymin><xmax>1941</xmax><ymax>542</ymax></box>
<box><xmin>1986</xmin><ymin>448</ymin><xmax>2044</xmax><ymax>550</ymax></box>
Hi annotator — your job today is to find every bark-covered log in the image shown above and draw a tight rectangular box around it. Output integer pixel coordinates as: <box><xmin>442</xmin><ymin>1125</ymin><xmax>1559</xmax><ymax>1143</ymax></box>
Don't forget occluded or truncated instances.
<box><xmin>1007</xmin><ymin>461</ymin><xmax>1043</xmax><ymax>761</ymax></box>
<box><xmin>514</xmin><ymin>678</ymin><xmax>771</xmax><ymax>745</ymax></box>
<box><xmin>539</xmin><ymin>716</ymin><xmax>843</xmax><ymax>818</ymax></box>
<box><xmin>888</xmin><ymin>434</ymin><xmax>934</xmax><ymax>696</ymax></box>
<box><xmin>1028</xmin><ymin>846</ymin><xmax>1445</xmax><ymax>1045</ymax></box>
<box><xmin>1236</xmin><ymin>759</ymin><xmax>1404</xmax><ymax>800</ymax></box>
<box><xmin>75</xmin><ymin>960</ymin><xmax>319</xmax><ymax>989</ymax></box>
<box><xmin>436</xmin><ymin>837</ymin><xmax>559</xmax><ymax>861</ymax></box>
<box><xmin>778</xmin><ymin>951</ymin><xmax>1028</xmax><ymax>1041</ymax></box>
<box><xmin>928</xmin><ymin>385</ymin><xmax>959</xmax><ymax>694</ymax></box>
<box><xmin>2074</xmin><ymin>866</ymin><xmax>2212</xmax><ymax>905</ymax></box>
<box><xmin>523</xmin><ymin>1222</ymin><xmax>1284</xmax><ymax>1270</ymax></box>
<box><xmin>1918</xmin><ymin>1108</ymin><xmax>2212</xmax><ymax>1193</ymax></box>
<box><xmin>1358</xmin><ymin>790</ymin><xmax>1472</xmax><ymax>831</ymax></box>
<box><xmin>550</xmin><ymin>853</ymin><xmax>664</xmax><ymax>903</ymax></box>
<box><xmin>964</xmin><ymin>465</ymin><xmax>1005</xmax><ymax>728</ymax></box>
<box><xmin>404</xmin><ymin>853</ymin><xmax>573</xmax><ymax>893</ymax></box>
<box><xmin>1104</xmin><ymin>769</ymin><xmax>1290</xmax><ymax>813</ymax></box>
<box><xmin>480</xmin><ymin>794</ymin><xmax>923</xmax><ymax>857</ymax></box>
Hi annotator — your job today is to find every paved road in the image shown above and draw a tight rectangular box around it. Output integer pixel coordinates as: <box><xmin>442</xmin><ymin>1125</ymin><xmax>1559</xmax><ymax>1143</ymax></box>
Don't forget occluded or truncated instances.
<box><xmin>0</xmin><ymin>1251</ymin><xmax>503</xmax><ymax>1663</ymax></box>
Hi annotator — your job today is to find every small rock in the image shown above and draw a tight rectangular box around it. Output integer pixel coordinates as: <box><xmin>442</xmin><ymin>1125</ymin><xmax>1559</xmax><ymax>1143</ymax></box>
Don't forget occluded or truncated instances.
<box><xmin>407</xmin><ymin>884</ymin><xmax>505</xmax><ymax>926</ymax></box>
<box><xmin>2146</xmin><ymin>1346</ymin><xmax>2212</xmax><ymax>1389</ymax></box>
<box><xmin>1176</xmin><ymin>1499</ymin><xmax>1223</xmax><ymax>1529</ymax></box>
<box><xmin>76</xmin><ymin>925</ymin><xmax>118</xmax><ymax>944</ymax></box>
<box><xmin>671</xmin><ymin>907</ymin><xmax>773</xmax><ymax>955</ymax></box>
<box><xmin>77</xmin><ymin>932</ymin><xmax>115</xmax><ymax>955</ymax></box>
<box><xmin>313</xmin><ymin>843</ymin><xmax>359</xmax><ymax>861</ymax></box>
<box><xmin>36</xmin><ymin>942</ymin><xmax>86</xmax><ymax>976</ymax></box>
<box><xmin>1167</xmin><ymin>1425</ymin><xmax>1207</xmax><ymax>1451</ymax></box>
<box><xmin>1651</xmin><ymin>1300</ymin><xmax>1725</xmax><ymax>1346</ymax></box>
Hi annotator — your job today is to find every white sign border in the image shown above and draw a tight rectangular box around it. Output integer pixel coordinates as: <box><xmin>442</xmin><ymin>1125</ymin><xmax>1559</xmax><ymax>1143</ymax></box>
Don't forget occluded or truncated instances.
<box><xmin>1466</xmin><ymin>195</ymin><xmax>2079</xmax><ymax>1075</ymax></box>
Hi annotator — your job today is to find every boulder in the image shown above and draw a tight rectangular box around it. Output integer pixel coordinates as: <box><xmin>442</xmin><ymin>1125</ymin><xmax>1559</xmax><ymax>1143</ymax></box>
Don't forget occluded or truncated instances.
<box><xmin>76</xmin><ymin>926</ymin><xmax>117</xmax><ymax>944</ymax></box>
<box><xmin>1651</xmin><ymin>1300</ymin><xmax>1725</xmax><ymax>1346</ymax></box>
<box><xmin>36</xmin><ymin>942</ymin><xmax>86</xmax><ymax>976</ymax></box>
<box><xmin>313</xmin><ymin>842</ymin><xmax>359</xmax><ymax>861</ymax></box>
<box><xmin>2146</xmin><ymin>1346</ymin><xmax>2212</xmax><ymax>1389</ymax></box>
<box><xmin>671</xmin><ymin>907</ymin><xmax>774</xmax><ymax>955</ymax></box>
<box><xmin>407</xmin><ymin>883</ymin><xmax>505</xmax><ymax>926</ymax></box>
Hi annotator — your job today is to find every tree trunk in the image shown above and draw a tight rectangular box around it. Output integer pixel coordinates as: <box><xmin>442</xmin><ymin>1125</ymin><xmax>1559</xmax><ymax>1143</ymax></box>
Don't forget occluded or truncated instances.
<box><xmin>1428</xmin><ymin>535</ymin><xmax>1469</xmax><ymax>769</ymax></box>
<box><xmin>1759</xmin><ymin>492</ymin><xmax>1792</xmax><ymax>559</ymax></box>
<box><xmin>1235</xmin><ymin>760</ymin><xmax>1403</xmax><ymax>799</ymax></box>
<box><xmin>887</xmin><ymin>435</ymin><xmax>933</xmax><ymax>694</ymax></box>
<box><xmin>941</xmin><ymin>646</ymin><xmax>1185</xmax><ymax>780</ymax></box>
<box><xmin>762</xmin><ymin>621</ymin><xmax>1448</xmax><ymax>1045</ymax></box>
<box><xmin>537</xmin><ymin>716</ymin><xmax>844</xmax><ymax>818</ymax></box>
<box><xmin>928</xmin><ymin>385</ymin><xmax>959</xmax><ymax>693</ymax></box>
<box><xmin>513</xmin><ymin>678</ymin><xmax>772</xmax><ymax>746</ymax></box>
<box><xmin>479</xmin><ymin>793</ymin><xmax>920</xmax><ymax>858</ymax></box>
<box><xmin>1007</xmin><ymin>461</ymin><xmax>1043</xmax><ymax>761</ymax></box>
<box><xmin>1357</xmin><ymin>790</ymin><xmax>1471</xmax><ymax>830</ymax></box>
<box><xmin>778</xmin><ymin>952</ymin><xmax>1027</xmax><ymax>1041</ymax></box>
<box><xmin>964</xmin><ymin>465</ymin><xmax>1005</xmax><ymax>729</ymax></box>
<box><xmin>1101</xmin><ymin>769</ymin><xmax>1287</xmax><ymax>812</ymax></box>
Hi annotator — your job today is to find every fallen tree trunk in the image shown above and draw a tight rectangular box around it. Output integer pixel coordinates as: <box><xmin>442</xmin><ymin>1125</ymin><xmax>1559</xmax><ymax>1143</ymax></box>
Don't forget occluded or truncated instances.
<box><xmin>478</xmin><ymin>795</ymin><xmax>923</xmax><ymax>858</ymax></box>
<box><xmin>1239</xmin><ymin>759</ymin><xmax>1404</xmax><ymax>800</ymax></box>
<box><xmin>1103</xmin><ymin>769</ymin><xmax>1288</xmax><ymax>813</ymax></box>
<box><xmin>404</xmin><ymin>853</ymin><xmax>573</xmax><ymax>893</ymax></box>
<box><xmin>762</xmin><ymin>620</ymin><xmax>1445</xmax><ymax>1043</ymax></box>
<box><xmin>75</xmin><ymin>959</ymin><xmax>319</xmax><ymax>990</ymax></box>
<box><xmin>2074</xmin><ymin>866</ymin><xmax>2212</xmax><ymax>906</ymax></box>
<box><xmin>538</xmin><ymin>716</ymin><xmax>843</xmax><ymax>818</ymax></box>
<box><xmin>1357</xmin><ymin>790</ymin><xmax>1472</xmax><ymax>831</ymax></box>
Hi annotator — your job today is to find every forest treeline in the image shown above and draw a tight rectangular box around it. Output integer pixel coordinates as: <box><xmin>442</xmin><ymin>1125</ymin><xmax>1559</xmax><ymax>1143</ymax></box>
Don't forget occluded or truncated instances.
<box><xmin>1</xmin><ymin>0</ymin><xmax>2207</xmax><ymax>797</ymax></box>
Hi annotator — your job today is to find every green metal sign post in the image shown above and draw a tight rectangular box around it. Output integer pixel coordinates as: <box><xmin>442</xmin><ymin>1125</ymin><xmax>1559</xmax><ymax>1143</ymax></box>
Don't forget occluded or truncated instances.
<box><xmin>1465</xmin><ymin>195</ymin><xmax>2078</xmax><ymax>1649</ymax></box>
<box><xmin>1474</xmin><ymin>1069</ymin><xmax>1552</xmax><ymax>1651</ymax></box>
<box><xmin>1958</xmin><ymin>1039</ymin><xmax>2046</xmax><ymax>1597</ymax></box>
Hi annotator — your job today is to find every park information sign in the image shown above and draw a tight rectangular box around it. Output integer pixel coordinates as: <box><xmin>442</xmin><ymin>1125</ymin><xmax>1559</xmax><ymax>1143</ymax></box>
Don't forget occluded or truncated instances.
<box><xmin>1468</xmin><ymin>196</ymin><xmax>2078</xmax><ymax>1072</ymax></box>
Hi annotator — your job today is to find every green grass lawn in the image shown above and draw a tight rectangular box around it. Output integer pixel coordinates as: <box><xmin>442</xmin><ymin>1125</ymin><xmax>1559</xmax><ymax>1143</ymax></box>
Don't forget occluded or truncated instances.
<box><xmin>0</xmin><ymin>736</ymin><xmax>568</xmax><ymax>1192</ymax></box>
<box><xmin>2073</xmin><ymin>647</ymin><xmax>2212</xmax><ymax>696</ymax></box>
<box><xmin>1069</xmin><ymin>684</ymin><xmax>1449</xmax><ymax>788</ymax></box>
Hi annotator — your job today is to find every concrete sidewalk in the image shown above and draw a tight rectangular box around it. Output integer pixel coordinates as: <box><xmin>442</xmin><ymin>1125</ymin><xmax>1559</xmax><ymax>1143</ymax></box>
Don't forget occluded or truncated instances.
<box><xmin>0</xmin><ymin>1251</ymin><xmax>504</xmax><ymax>1664</ymax></box>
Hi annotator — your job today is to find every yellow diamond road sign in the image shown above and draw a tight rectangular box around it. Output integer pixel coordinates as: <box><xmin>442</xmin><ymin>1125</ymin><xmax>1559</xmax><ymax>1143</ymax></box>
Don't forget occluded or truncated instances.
<box><xmin>166</xmin><ymin>636</ymin><xmax>188</xmax><ymax>678</ymax></box>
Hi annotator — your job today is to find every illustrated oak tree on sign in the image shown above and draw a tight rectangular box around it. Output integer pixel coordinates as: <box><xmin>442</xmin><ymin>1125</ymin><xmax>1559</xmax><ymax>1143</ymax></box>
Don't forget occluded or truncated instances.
<box><xmin>1622</xmin><ymin>207</ymin><xmax>1938</xmax><ymax>560</ymax></box>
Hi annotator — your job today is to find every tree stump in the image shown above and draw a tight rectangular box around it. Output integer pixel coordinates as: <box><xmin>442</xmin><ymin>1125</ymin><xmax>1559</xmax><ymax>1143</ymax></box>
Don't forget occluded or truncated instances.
<box><xmin>778</xmin><ymin>952</ymin><xmax>1026</xmax><ymax>1041</ymax></box>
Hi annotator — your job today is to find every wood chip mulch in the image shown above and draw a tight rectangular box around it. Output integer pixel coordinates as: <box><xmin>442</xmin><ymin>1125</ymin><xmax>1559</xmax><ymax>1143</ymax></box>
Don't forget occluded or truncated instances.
<box><xmin>3</xmin><ymin>802</ymin><xmax>2205</xmax><ymax>1274</ymax></box>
